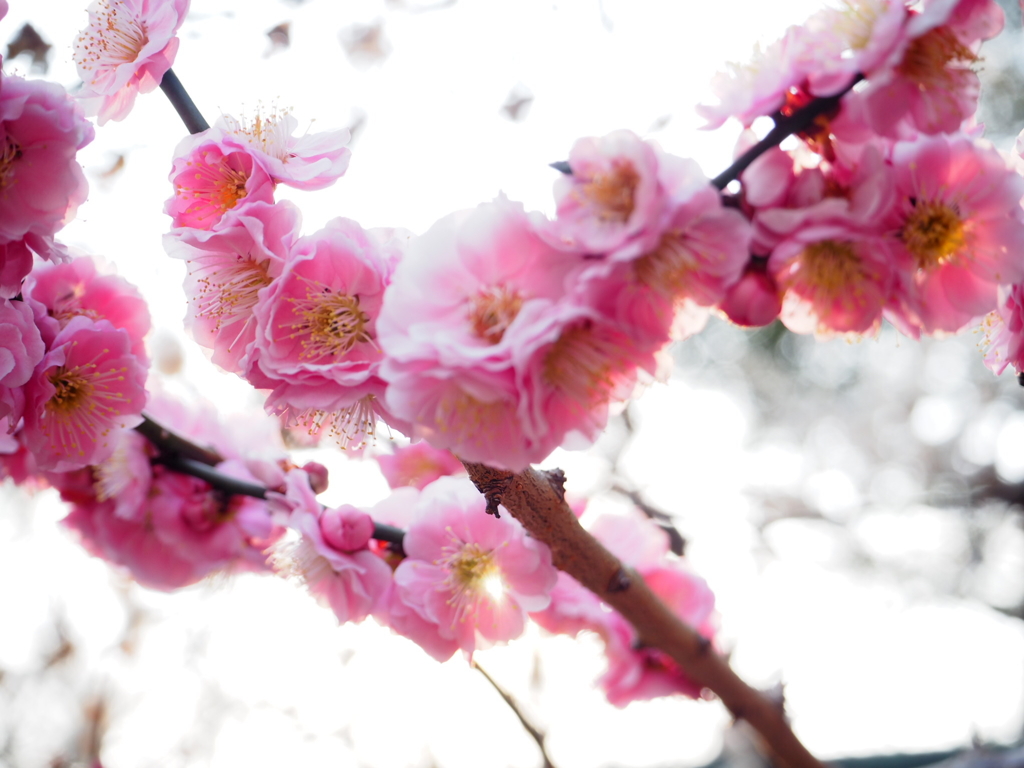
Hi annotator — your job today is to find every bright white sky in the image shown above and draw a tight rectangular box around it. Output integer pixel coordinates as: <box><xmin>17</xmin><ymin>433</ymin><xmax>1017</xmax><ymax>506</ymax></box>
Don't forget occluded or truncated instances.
<box><xmin>2</xmin><ymin>0</ymin><xmax>1024</xmax><ymax>766</ymax></box>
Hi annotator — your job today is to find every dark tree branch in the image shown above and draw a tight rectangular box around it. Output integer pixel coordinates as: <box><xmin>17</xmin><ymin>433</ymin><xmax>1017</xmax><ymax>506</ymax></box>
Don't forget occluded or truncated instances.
<box><xmin>159</xmin><ymin>68</ymin><xmax>210</xmax><ymax>135</ymax></box>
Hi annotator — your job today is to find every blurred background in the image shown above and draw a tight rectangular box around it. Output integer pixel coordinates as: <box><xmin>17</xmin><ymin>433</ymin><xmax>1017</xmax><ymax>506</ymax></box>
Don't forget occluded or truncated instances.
<box><xmin>2</xmin><ymin>0</ymin><xmax>1024</xmax><ymax>765</ymax></box>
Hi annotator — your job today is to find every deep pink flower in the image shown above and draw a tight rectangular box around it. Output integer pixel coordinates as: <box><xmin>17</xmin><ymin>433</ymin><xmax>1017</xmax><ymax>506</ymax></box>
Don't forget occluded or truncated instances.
<box><xmin>163</xmin><ymin>200</ymin><xmax>301</xmax><ymax>373</ymax></box>
<box><xmin>250</xmin><ymin>219</ymin><xmax>406</xmax><ymax>449</ymax></box>
<box><xmin>0</xmin><ymin>298</ymin><xmax>44</xmax><ymax>426</ymax></box>
<box><xmin>386</xmin><ymin>476</ymin><xmax>557</xmax><ymax>659</ymax></box>
<box><xmin>0</xmin><ymin>76</ymin><xmax>93</xmax><ymax>245</ymax></box>
<box><xmin>22</xmin><ymin>317</ymin><xmax>148</xmax><ymax>472</ymax></box>
<box><xmin>218</xmin><ymin>111</ymin><xmax>352</xmax><ymax>191</ymax></box>
<box><xmin>166</xmin><ymin>131</ymin><xmax>276</xmax><ymax>231</ymax></box>
<box><xmin>23</xmin><ymin>255</ymin><xmax>151</xmax><ymax>360</ymax></box>
<box><xmin>74</xmin><ymin>0</ymin><xmax>190</xmax><ymax>124</ymax></box>
<box><xmin>885</xmin><ymin>135</ymin><xmax>1024</xmax><ymax>335</ymax></box>
<box><xmin>269</xmin><ymin>470</ymin><xmax>391</xmax><ymax>623</ymax></box>
<box><xmin>717</xmin><ymin>264</ymin><xmax>782</xmax><ymax>328</ymax></box>
<box><xmin>375</xmin><ymin>441</ymin><xmax>465</xmax><ymax>490</ymax></box>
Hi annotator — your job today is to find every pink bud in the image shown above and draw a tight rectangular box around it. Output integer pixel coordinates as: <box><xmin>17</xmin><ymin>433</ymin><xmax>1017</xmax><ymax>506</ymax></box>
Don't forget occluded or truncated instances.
<box><xmin>320</xmin><ymin>505</ymin><xmax>373</xmax><ymax>552</ymax></box>
<box><xmin>301</xmin><ymin>461</ymin><xmax>330</xmax><ymax>494</ymax></box>
<box><xmin>718</xmin><ymin>266</ymin><xmax>781</xmax><ymax>328</ymax></box>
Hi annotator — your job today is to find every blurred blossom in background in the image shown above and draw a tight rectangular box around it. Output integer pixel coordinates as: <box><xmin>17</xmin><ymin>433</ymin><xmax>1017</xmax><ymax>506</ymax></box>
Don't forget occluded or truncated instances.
<box><xmin>2</xmin><ymin>0</ymin><xmax>1024</xmax><ymax>766</ymax></box>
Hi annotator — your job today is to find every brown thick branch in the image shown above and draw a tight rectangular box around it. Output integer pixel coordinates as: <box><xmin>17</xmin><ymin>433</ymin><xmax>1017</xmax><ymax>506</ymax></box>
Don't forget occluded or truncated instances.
<box><xmin>462</xmin><ymin>461</ymin><xmax>823</xmax><ymax>768</ymax></box>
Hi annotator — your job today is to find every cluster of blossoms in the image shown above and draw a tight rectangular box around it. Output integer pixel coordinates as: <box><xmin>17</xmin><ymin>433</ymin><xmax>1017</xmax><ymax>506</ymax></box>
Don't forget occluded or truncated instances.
<box><xmin>8</xmin><ymin>0</ymin><xmax>1024</xmax><ymax>716</ymax></box>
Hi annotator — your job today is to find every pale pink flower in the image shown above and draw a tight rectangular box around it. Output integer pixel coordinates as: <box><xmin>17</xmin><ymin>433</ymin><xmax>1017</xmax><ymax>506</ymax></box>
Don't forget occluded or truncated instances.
<box><xmin>862</xmin><ymin>0</ymin><xmax>1003</xmax><ymax>136</ymax></box>
<box><xmin>23</xmin><ymin>255</ymin><xmax>151</xmax><ymax>360</ymax></box>
<box><xmin>0</xmin><ymin>76</ymin><xmax>93</xmax><ymax>246</ymax></box>
<box><xmin>378</xmin><ymin>196</ymin><xmax>578</xmax><ymax>469</ymax></box>
<box><xmin>982</xmin><ymin>285</ymin><xmax>1024</xmax><ymax>375</ymax></box>
<box><xmin>74</xmin><ymin>0</ymin><xmax>191</xmax><ymax>125</ymax></box>
<box><xmin>22</xmin><ymin>317</ymin><xmax>148</xmax><ymax>472</ymax></box>
<box><xmin>270</xmin><ymin>470</ymin><xmax>391</xmax><ymax>623</ymax></box>
<box><xmin>386</xmin><ymin>476</ymin><xmax>557</xmax><ymax>659</ymax></box>
<box><xmin>92</xmin><ymin>428</ymin><xmax>152</xmax><ymax>520</ymax></box>
<box><xmin>375</xmin><ymin>441</ymin><xmax>465</xmax><ymax>490</ymax></box>
<box><xmin>885</xmin><ymin>135</ymin><xmax>1024</xmax><ymax>335</ymax></box>
<box><xmin>218</xmin><ymin>111</ymin><xmax>351</xmax><ymax>191</ymax></box>
<box><xmin>163</xmin><ymin>200</ymin><xmax>301</xmax><ymax>373</ymax></box>
<box><xmin>166</xmin><ymin>131</ymin><xmax>276</xmax><ymax>231</ymax></box>
<box><xmin>548</xmin><ymin>130</ymin><xmax>664</xmax><ymax>255</ymax></box>
<box><xmin>0</xmin><ymin>298</ymin><xmax>45</xmax><ymax>426</ymax></box>
<box><xmin>696</xmin><ymin>27</ymin><xmax>808</xmax><ymax>129</ymax></box>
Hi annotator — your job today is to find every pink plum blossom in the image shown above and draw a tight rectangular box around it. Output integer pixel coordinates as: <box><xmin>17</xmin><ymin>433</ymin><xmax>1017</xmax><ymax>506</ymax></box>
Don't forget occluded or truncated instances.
<box><xmin>250</xmin><ymin>219</ymin><xmax>407</xmax><ymax>448</ymax></box>
<box><xmin>269</xmin><ymin>469</ymin><xmax>391</xmax><ymax>623</ymax></box>
<box><xmin>0</xmin><ymin>298</ymin><xmax>45</xmax><ymax>426</ymax></box>
<box><xmin>885</xmin><ymin>135</ymin><xmax>1024</xmax><ymax>335</ymax></box>
<box><xmin>861</xmin><ymin>0</ymin><xmax>1003</xmax><ymax>136</ymax></box>
<box><xmin>375</xmin><ymin>441</ymin><xmax>466</xmax><ymax>490</ymax></box>
<box><xmin>74</xmin><ymin>0</ymin><xmax>191</xmax><ymax>124</ymax></box>
<box><xmin>22</xmin><ymin>317</ymin><xmax>148</xmax><ymax>472</ymax></box>
<box><xmin>717</xmin><ymin>263</ymin><xmax>782</xmax><ymax>327</ymax></box>
<box><xmin>384</xmin><ymin>476</ymin><xmax>557</xmax><ymax>659</ymax></box>
<box><xmin>0</xmin><ymin>76</ymin><xmax>92</xmax><ymax>288</ymax></box>
<box><xmin>166</xmin><ymin>130</ymin><xmax>276</xmax><ymax>231</ymax></box>
<box><xmin>982</xmin><ymin>285</ymin><xmax>1024</xmax><ymax>376</ymax></box>
<box><xmin>23</xmin><ymin>255</ymin><xmax>151</xmax><ymax>360</ymax></box>
<box><xmin>379</xmin><ymin>196</ymin><xmax>580</xmax><ymax>469</ymax></box>
<box><xmin>218</xmin><ymin>111</ymin><xmax>352</xmax><ymax>191</ymax></box>
<box><xmin>548</xmin><ymin>130</ymin><xmax>664</xmax><ymax>255</ymax></box>
<box><xmin>163</xmin><ymin>200</ymin><xmax>301</xmax><ymax>373</ymax></box>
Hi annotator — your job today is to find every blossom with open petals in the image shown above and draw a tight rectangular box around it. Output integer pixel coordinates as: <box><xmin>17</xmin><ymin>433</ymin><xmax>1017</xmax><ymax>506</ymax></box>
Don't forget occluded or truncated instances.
<box><xmin>74</xmin><ymin>0</ymin><xmax>191</xmax><ymax>124</ymax></box>
<box><xmin>384</xmin><ymin>477</ymin><xmax>557</xmax><ymax>659</ymax></box>
<box><xmin>22</xmin><ymin>317</ymin><xmax>147</xmax><ymax>472</ymax></box>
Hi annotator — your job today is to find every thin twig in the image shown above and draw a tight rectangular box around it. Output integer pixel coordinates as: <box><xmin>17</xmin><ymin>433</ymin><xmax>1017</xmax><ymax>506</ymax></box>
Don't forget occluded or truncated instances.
<box><xmin>711</xmin><ymin>74</ymin><xmax>864</xmax><ymax>190</ymax></box>
<box><xmin>159</xmin><ymin>68</ymin><xmax>210</xmax><ymax>135</ymax></box>
<box><xmin>472</xmin><ymin>660</ymin><xmax>556</xmax><ymax>768</ymax></box>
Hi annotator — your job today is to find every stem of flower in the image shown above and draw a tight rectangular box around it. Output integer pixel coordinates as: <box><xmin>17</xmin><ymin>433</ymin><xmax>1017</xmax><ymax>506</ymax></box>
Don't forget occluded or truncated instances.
<box><xmin>133</xmin><ymin>414</ymin><xmax>406</xmax><ymax>548</ymax></box>
<box><xmin>711</xmin><ymin>75</ymin><xmax>864</xmax><ymax>190</ymax></box>
<box><xmin>159</xmin><ymin>68</ymin><xmax>210</xmax><ymax>135</ymax></box>
<box><xmin>472</xmin><ymin>660</ymin><xmax>556</xmax><ymax>768</ymax></box>
<box><xmin>461</xmin><ymin>460</ymin><xmax>823</xmax><ymax>768</ymax></box>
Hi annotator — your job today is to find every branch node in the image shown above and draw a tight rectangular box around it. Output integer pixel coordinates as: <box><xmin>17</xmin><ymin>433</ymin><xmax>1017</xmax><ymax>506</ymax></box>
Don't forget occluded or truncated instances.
<box><xmin>606</xmin><ymin>567</ymin><xmax>632</xmax><ymax>593</ymax></box>
<box><xmin>541</xmin><ymin>468</ymin><xmax>567</xmax><ymax>501</ymax></box>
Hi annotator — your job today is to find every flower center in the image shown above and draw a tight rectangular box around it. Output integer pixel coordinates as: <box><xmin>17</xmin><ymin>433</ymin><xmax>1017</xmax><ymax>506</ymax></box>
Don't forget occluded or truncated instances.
<box><xmin>288</xmin><ymin>289</ymin><xmax>372</xmax><ymax>360</ymax></box>
<box><xmin>225</xmin><ymin>109</ymin><xmax>291</xmax><ymax>161</ymax></box>
<box><xmin>634</xmin><ymin>231</ymin><xmax>697</xmax><ymax>298</ymax></box>
<box><xmin>830</xmin><ymin>0</ymin><xmax>882</xmax><ymax>51</ymax></box>
<box><xmin>580</xmin><ymin>161</ymin><xmax>639</xmax><ymax>223</ymax></box>
<box><xmin>799</xmin><ymin>240</ymin><xmax>865</xmax><ymax>296</ymax></box>
<box><xmin>897</xmin><ymin>26</ymin><xmax>977</xmax><ymax>90</ymax></box>
<box><xmin>0</xmin><ymin>136</ymin><xmax>21</xmax><ymax>189</ymax></box>
<box><xmin>48</xmin><ymin>368</ymin><xmax>93</xmax><ymax>414</ymax></box>
<box><xmin>901</xmin><ymin>200</ymin><xmax>965</xmax><ymax>270</ymax></box>
<box><xmin>74</xmin><ymin>0</ymin><xmax>149</xmax><ymax>74</ymax></box>
<box><xmin>193</xmin><ymin>258</ymin><xmax>271</xmax><ymax>333</ymax></box>
<box><xmin>174</xmin><ymin>151</ymin><xmax>253</xmax><ymax>228</ymax></box>
<box><xmin>443</xmin><ymin>542</ymin><xmax>499</xmax><ymax>591</ymax></box>
<box><xmin>543</xmin><ymin>321</ymin><xmax>629</xmax><ymax>407</ymax></box>
<box><xmin>468</xmin><ymin>286</ymin><xmax>524</xmax><ymax>344</ymax></box>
